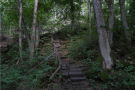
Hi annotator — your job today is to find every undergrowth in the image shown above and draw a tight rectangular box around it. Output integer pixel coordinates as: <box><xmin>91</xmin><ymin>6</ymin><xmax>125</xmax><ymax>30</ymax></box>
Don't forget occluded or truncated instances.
<box><xmin>66</xmin><ymin>27</ymin><xmax>135</xmax><ymax>90</ymax></box>
<box><xmin>83</xmin><ymin>57</ymin><xmax>135</xmax><ymax>90</ymax></box>
<box><xmin>1</xmin><ymin>42</ymin><xmax>58</xmax><ymax>90</ymax></box>
<box><xmin>67</xmin><ymin>29</ymin><xmax>98</xmax><ymax>60</ymax></box>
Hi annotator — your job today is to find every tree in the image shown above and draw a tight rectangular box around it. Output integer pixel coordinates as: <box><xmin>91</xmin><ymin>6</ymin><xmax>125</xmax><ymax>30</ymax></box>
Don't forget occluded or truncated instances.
<box><xmin>0</xmin><ymin>13</ymin><xmax>3</xmax><ymax>34</ymax></box>
<box><xmin>70</xmin><ymin>0</ymin><xmax>75</xmax><ymax>30</ymax></box>
<box><xmin>105</xmin><ymin>0</ymin><xmax>114</xmax><ymax>45</ymax></box>
<box><xmin>119</xmin><ymin>0</ymin><xmax>130</xmax><ymax>40</ymax></box>
<box><xmin>30</xmin><ymin>0</ymin><xmax>39</xmax><ymax>58</ymax></box>
<box><xmin>92</xmin><ymin>0</ymin><xmax>113</xmax><ymax>70</ymax></box>
<box><xmin>78</xmin><ymin>0</ymin><xmax>81</xmax><ymax>31</ymax></box>
<box><xmin>88</xmin><ymin>0</ymin><xmax>91</xmax><ymax>40</ymax></box>
<box><xmin>19</xmin><ymin>0</ymin><xmax>23</xmax><ymax>61</ymax></box>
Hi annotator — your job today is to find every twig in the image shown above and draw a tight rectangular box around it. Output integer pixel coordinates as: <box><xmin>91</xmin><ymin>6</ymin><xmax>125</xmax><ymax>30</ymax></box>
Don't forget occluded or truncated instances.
<box><xmin>16</xmin><ymin>60</ymin><xmax>20</xmax><ymax>65</ymax></box>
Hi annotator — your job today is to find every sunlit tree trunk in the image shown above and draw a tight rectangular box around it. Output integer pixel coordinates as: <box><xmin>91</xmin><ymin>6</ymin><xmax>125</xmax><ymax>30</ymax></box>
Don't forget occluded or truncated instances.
<box><xmin>119</xmin><ymin>0</ymin><xmax>131</xmax><ymax>41</ymax></box>
<box><xmin>19</xmin><ymin>0</ymin><xmax>23</xmax><ymax>61</ymax></box>
<box><xmin>30</xmin><ymin>0</ymin><xmax>39</xmax><ymax>58</ymax></box>
<box><xmin>70</xmin><ymin>0</ymin><xmax>75</xmax><ymax>30</ymax></box>
<box><xmin>105</xmin><ymin>0</ymin><xmax>114</xmax><ymax>45</ymax></box>
<box><xmin>93</xmin><ymin>0</ymin><xmax>113</xmax><ymax>70</ymax></box>
<box><xmin>88</xmin><ymin>0</ymin><xmax>91</xmax><ymax>40</ymax></box>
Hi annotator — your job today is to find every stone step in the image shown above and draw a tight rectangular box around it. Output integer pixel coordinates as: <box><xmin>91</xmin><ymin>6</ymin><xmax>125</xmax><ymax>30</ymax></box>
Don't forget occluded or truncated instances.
<box><xmin>71</xmin><ymin>77</ymin><xmax>86</xmax><ymax>81</ymax></box>
<box><xmin>62</xmin><ymin>64</ymin><xmax>66</xmax><ymax>67</ymax></box>
<box><xmin>69</xmin><ymin>61</ymin><xmax>75</xmax><ymax>64</ymax></box>
<box><xmin>67</xmin><ymin>78</ymin><xmax>71</xmax><ymax>82</ymax></box>
<box><xmin>62</xmin><ymin>72</ymin><xmax>68</xmax><ymax>77</ymax></box>
<box><xmin>69</xmin><ymin>71</ymin><xmax>84</xmax><ymax>77</ymax></box>
<box><xmin>69</xmin><ymin>65</ymin><xmax>79</xmax><ymax>69</ymax></box>
<box><xmin>62</xmin><ymin>62</ymin><xmax>69</xmax><ymax>64</ymax></box>
<box><xmin>61</xmin><ymin>59</ymin><xmax>70</xmax><ymax>62</ymax></box>
<box><xmin>53</xmin><ymin>43</ymin><xmax>60</xmax><ymax>48</ymax></box>
<box><xmin>57</xmin><ymin>49</ymin><xmax>63</xmax><ymax>52</ymax></box>
<box><xmin>53</xmin><ymin>40</ymin><xmax>60</xmax><ymax>43</ymax></box>
<box><xmin>72</xmin><ymin>81</ymin><xmax>85</xmax><ymax>85</ymax></box>
<box><xmin>70</xmin><ymin>68</ymin><xmax>82</xmax><ymax>72</ymax></box>
<box><xmin>62</xmin><ymin>66</ymin><xmax>68</xmax><ymax>70</ymax></box>
<box><xmin>60</xmin><ymin>56</ymin><xmax>67</xmax><ymax>59</ymax></box>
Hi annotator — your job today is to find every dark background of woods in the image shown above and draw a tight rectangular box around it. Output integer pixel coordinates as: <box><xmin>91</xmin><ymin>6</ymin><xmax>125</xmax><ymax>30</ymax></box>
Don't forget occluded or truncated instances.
<box><xmin>1</xmin><ymin>0</ymin><xmax>135</xmax><ymax>89</ymax></box>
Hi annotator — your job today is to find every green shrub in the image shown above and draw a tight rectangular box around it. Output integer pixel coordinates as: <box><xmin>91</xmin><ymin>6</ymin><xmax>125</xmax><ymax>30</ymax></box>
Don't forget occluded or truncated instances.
<box><xmin>68</xmin><ymin>38</ymin><xmax>87</xmax><ymax>59</ymax></box>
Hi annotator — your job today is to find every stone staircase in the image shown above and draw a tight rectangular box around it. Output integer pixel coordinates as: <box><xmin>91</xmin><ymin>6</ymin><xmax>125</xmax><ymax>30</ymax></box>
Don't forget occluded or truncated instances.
<box><xmin>53</xmin><ymin>35</ymin><xmax>91</xmax><ymax>90</ymax></box>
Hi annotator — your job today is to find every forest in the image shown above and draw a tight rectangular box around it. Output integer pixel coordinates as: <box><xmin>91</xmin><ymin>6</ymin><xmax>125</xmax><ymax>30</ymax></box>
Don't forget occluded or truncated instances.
<box><xmin>1</xmin><ymin>0</ymin><xmax>135</xmax><ymax>90</ymax></box>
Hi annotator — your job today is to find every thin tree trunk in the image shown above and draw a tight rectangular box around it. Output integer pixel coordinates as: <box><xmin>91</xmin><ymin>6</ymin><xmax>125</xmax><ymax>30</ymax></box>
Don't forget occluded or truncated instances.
<box><xmin>88</xmin><ymin>0</ymin><xmax>91</xmax><ymax>40</ymax></box>
<box><xmin>119</xmin><ymin>0</ymin><xmax>130</xmax><ymax>40</ymax></box>
<box><xmin>35</xmin><ymin>27</ymin><xmax>39</xmax><ymax>48</ymax></box>
<box><xmin>78</xmin><ymin>0</ymin><xmax>81</xmax><ymax>31</ymax></box>
<box><xmin>1</xmin><ymin>15</ymin><xmax>3</xmax><ymax>34</ymax></box>
<box><xmin>30</xmin><ymin>0</ymin><xmax>38</xmax><ymax>58</ymax></box>
<box><xmin>9</xmin><ymin>25</ymin><xmax>12</xmax><ymax>35</ymax></box>
<box><xmin>9</xmin><ymin>0</ymin><xmax>31</xmax><ymax>56</ymax></box>
<box><xmin>92</xmin><ymin>0</ymin><xmax>113</xmax><ymax>70</ymax></box>
<box><xmin>19</xmin><ymin>0</ymin><xmax>23</xmax><ymax>61</ymax></box>
<box><xmin>70</xmin><ymin>0</ymin><xmax>75</xmax><ymax>30</ymax></box>
<box><xmin>105</xmin><ymin>0</ymin><xmax>114</xmax><ymax>45</ymax></box>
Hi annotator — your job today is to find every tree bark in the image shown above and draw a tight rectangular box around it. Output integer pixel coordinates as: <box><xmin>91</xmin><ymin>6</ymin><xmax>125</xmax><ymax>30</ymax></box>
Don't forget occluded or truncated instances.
<box><xmin>30</xmin><ymin>0</ymin><xmax>38</xmax><ymax>58</ymax></box>
<box><xmin>9</xmin><ymin>0</ymin><xmax>31</xmax><ymax>58</ymax></box>
<box><xmin>35</xmin><ymin>27</ymin><xmax>39</xmax><ymax>48</ymax></box>
<box><xmin>92</xmin><ymin>0</ymin><xmax>113</xmax><ymax>70</ymax></box>
<box><xmin>88</xmin><ymin>0</ymin><xmax>91</xmax><ymax>40</ymax></box>
<box><xmin>105</xmin><ymin>0</ymin><xmax>114</xmax><ymax>45</ymax></box>
<box><xmin>19</xmin><ymin>0</ymin><xmax>23</xmax><ymax>61</ymax></box>
<box><xmin>70</xmin><ymin>0</ymin><xmax>75</xmax><ymax>30</ymax></box>
<box><xmin>1</xmin><ymin>15</ymin><xmax>3</xmax><ymax>34</ymax></box>
<box><xmin>119</xmin><ymin>0</ymin><xmax>130</xmax><ymax>40</ymax></box>
<box><xmin>78</xmin><ymin>0</ymin><xmax>81</xmax><ymax>31</ymax></box>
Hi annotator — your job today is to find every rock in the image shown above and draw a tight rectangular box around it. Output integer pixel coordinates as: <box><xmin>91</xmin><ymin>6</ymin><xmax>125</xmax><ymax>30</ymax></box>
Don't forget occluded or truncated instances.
<box><xmin>0</xmin><ymin>34</ymin><xmax>13</xmax><ymax>53</ymax></box>
<box><xmin>98</xmin><ymin>72</ymin><xmax>109</xmax><ymax>81</ymax></box>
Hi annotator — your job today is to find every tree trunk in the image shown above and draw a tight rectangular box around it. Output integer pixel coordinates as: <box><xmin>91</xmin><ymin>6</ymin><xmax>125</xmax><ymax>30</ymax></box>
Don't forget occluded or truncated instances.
<box><xmin>70</xmin><ymin>0</ymin><xmax>75</xmax><ymax>30</ymax></box>
<box><xmin>88</xmin><ymin>0</ymin><xmax>91</xmax><ymax>40</ymax></box>
<box><xmin>105</xmin><ymin>0</ymin><xmax>114</xmax><ymax>45</ymax></box>
<box><xmin>92</xmin><ymin>0</ymin><xmax>113</xmax><ymax>70</ymax></box>
<box><xmin>1</xmin><ymin>15</ymin><xmax>3</xmax><ymax>34</ymax></box>
<box><xmin>119</xmin><ymin>0</ymin><xmax>130</xmax><ymax>40</ymax></box>
<box><xmin>35</xmin><ymin>27</ymin><xmax>39</xmax><ymax>48</ymax></box>
<box><xmin>30</xmin><ymin>0</ymin><xmax>38</xmax><ymax>58</ymax></box>
<box><xmin>9</xmin><ymin>0</ymin><xmax>31</xmax><ymax>58</ymax></box>
<box><xmin>9</xmin><ymin>25</ymin><xmax>11</xmax><ymax>35</ymax></box>
<box><xmin>78</xmin><ymin>0</ymin><xmax>81</xmax><ymax>31</ymax></box>
<box><xmin>19</xmin><ymin>0</ymin><xmax>23</xmax><ymax>61</ymax></box>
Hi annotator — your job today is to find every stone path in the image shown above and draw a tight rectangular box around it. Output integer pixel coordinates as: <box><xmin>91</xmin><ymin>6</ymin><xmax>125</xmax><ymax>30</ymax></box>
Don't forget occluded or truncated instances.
<box><xmin>53</xmin><ymin>35</ymin><xmax>92</xmax><ymax>90</ymax></box>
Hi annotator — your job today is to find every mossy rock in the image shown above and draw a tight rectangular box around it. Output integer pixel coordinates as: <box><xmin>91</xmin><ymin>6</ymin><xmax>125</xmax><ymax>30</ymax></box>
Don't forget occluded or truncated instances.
<box><xmin>85</xmin><ymin>70</ymin><xmax>99</xmax><ymax>78</ymax></box>
<box><xmin>114</xmin><ymin>61</ymin><xmax>135</xmax><ymax>71</ymax></box>
<box><xmin>118</xmin><ymin>61</ymin><xmax>134</xmax><ymax>67</ymax></box>
<box><xmin>96</xmin><ymin>52</ymin><xmax>103</xmax><ymax>68</ymax></box>
<box><xmin>98</xmin><ymin>72</ymin><xmax>109</xmax><ymax>81</ymax></box>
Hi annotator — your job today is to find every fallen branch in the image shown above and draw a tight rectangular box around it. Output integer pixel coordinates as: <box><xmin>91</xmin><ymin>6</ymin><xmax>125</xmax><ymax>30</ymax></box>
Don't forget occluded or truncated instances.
<box><xmin>49</xmin><ymin>65</ymin><xmax>61</xmax><ymax>80</ymax></box>
<box><xmin>16</xmin><ymin>60</ymin><xmax>20</xmax><ymax>65</ymax></box>
<box><xmin>25</xmin><ymin>52</ymin><xmax>55</xmax><ymax>75</ymax></box>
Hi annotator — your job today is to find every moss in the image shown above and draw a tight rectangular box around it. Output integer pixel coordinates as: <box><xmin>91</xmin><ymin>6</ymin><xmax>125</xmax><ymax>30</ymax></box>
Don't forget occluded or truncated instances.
<box><xmin>98</xmin><ymin>72</ymin><xmax>109</xmax><ymax>81</ymax></box>
<box><xmin>85</xmin><ymin>69</ymin><xmax>99</xmax><ymax>78</ymax></box>
<box><xmin>118</xmin><ymin>61</ymin><xmax>135</xmax><ymax>67</ymax></box>
<box><xmin>96</xmin><ymin>52</ymin><xmax>104</xmax><ymax>68</ymax></box>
